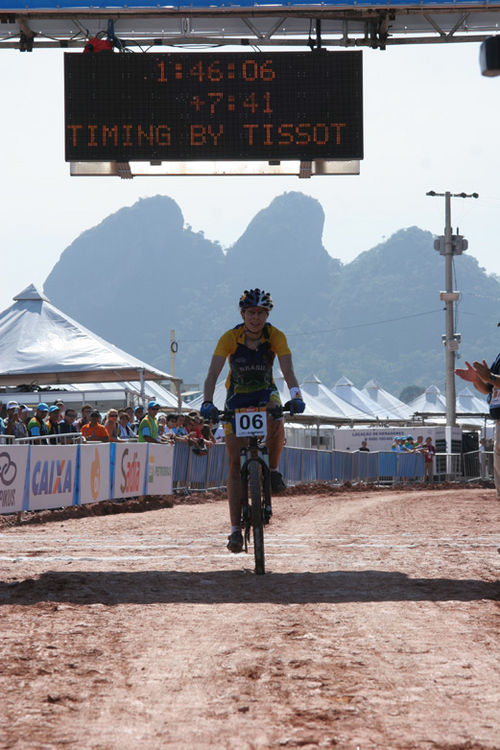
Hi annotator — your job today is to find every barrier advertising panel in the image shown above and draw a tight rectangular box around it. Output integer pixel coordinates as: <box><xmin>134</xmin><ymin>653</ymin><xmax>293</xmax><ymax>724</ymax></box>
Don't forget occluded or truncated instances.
<box><xmin>333</xmin><ymin>426</ymin><xmax>457</xmax><ymax>452</ymax></box>
<box><xmin>79</xmin><ymin>443</ymin><xmax>111</xmax><ymax>505</ymax></box>
<box><xmin>28</xmin><ymin>445</ymin><xmax>78</xmax><ymax>510</ymax></box>
<box><xmin>113</xmin><ymin>443</ymin><xmax>147</xmax><ymax>500</ymax></box>
<box><xmin>0</xmin><ymin>446</ymin><xmax>28</xmax><ymax>514</ymax></box>
<box><xmin>147</xmin><ymin>443</ymin><xmax>173</xmax><ymax>496</ymax></box>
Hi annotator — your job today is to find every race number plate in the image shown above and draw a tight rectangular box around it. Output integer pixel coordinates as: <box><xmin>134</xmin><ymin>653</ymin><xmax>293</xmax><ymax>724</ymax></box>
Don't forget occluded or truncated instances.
<box><xmin>234</xmin><ymin>408</ymin><xmax>267</xmax><ymax>438</ymax></box>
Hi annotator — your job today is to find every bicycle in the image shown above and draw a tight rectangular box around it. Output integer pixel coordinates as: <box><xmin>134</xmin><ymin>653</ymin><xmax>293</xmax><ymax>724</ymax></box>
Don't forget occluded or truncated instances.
<box><xmin>219</xmin><ymin>403</ymin><xmax>289</xmax><ymax>575</ymax></box>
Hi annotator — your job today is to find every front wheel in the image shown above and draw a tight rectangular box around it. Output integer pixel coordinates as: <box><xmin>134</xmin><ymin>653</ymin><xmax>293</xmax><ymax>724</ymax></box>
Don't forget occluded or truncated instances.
<box><xmin>249</xmin><ymin>460</ymin><xmax>265</xmax><ymax>575</ymax></box>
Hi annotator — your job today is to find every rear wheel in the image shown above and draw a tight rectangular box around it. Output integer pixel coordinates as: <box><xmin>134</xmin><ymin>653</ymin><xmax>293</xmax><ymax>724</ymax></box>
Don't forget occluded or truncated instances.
<box><xmin>249</xmin><ymin>460</ymin><xmax>265</xmax><ymax>575</ymax></box>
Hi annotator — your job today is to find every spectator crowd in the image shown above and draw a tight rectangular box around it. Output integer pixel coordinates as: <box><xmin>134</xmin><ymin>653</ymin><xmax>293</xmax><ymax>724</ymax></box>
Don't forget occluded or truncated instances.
<box><xmin>390</xmin><ymin>434</ymin><xmax>436</xmax><ymax>482</ymax></box>
<box><xmin>0</xmin><ymin>399</ymin><xmax>225</xmax><ymax>449</ymax></box>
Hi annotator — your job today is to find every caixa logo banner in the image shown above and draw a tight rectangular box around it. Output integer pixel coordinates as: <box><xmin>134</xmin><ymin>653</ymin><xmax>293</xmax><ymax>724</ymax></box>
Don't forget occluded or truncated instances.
<box><xmin>29</xmin><ymin>446</ymin><xmax>78</xmax><ymax>510</ymax></box>
<box><xmin>0</xmin><ymin>443</ymin><xmax>174</xmax><ymax>515</ymax></box>
<box><xmin>0</xmin><ymin>447</ymin><xmax>28</xmax><ymax>514</ymax></box>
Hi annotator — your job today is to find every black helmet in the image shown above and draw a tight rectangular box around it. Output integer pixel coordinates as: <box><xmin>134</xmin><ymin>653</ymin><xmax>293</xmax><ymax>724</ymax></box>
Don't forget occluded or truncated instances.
<box><xmin>239</xmin><ymin>288</ymin><xmax>273</xmax><ymax>311</ymax></box>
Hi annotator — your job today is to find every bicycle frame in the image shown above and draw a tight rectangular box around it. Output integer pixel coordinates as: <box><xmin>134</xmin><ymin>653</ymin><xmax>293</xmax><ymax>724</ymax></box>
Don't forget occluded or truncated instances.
<box><xmin>219</xmin><ymin>405</ymin><xmax>284</xmax><ymax>575</ymax></box>
<box><xmin>239</xmin><ymin>436</ymin><xmax>272</xmax><ymax>565</ymax></box>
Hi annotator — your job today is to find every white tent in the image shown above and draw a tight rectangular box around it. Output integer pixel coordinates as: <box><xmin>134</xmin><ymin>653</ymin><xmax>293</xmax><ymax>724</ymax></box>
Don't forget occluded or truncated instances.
<box><xmin>0</xmin><ymin>285</ymin><xmax>181</xmax><ymax>403</ymax></box>
<box><xmin>300</xmin><ymin>374</ymin><xmax>369</xmax><ymax>419</ymax></box>
<box><xmin>406</xmin><ymin>384</ymin><xmax>489</xmax><ymax>428</ymax></box>
<box><xmin>331</xmin><ymin>376</ymin><xmax>393</xmax><ymax>419</ymax></box>
<box><xmin>361</xmin><ymin>379</ymin><xmax>415</xmax><ymax>420</ymax></box>
<box><xmin>189</xmin><ymin>380</ymin><xmax>227</xmax><ymax>411</ymax></box>
<box><xmin>409</xmin><ymin>384</ymin><xmax>489</xmax><ymax>417</ymax></box>
<box><xmin>456</xmin><ymin>385</ymin><xmax>489</xmax><ymax>416</ymax></box>
<box><xmin>407</xmin><ymin>384</ymin><xmax>447</xmax><ymax>415</ymax></box>
<box><xmin>275</xmin><ymin>370</ymin><xmax>351</xmax><ymax>418</ymax></box>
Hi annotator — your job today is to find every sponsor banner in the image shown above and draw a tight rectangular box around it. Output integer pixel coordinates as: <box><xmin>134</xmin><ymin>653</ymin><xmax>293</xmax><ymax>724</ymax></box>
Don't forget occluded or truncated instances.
<box><xmin>29</xmin><ymin>445</ymin><xmax>77</xmax><ymax>511</ymax></box>
<box><xmin>113</xmin><ymin>443</ymin><xmax>147</xmax><ymax>500</ymax></box>
<box><xmin>0</xmin><ymin>446</ymin><xmax>28</xmax><ymax>514</ymax></box>
<box><xmin>147</xmin><ymin>443</ymin><xmax>173</xmax><ymax>496</ymax></box>
<box><xmin>80</xmin><ymin>443</ymin><xmax>111</xmax><ymax>505</ymax></box>
<box><xmin>333</xmin><ymin>425</ymin><xmax>460</xmax><ymax>451</ymax></box>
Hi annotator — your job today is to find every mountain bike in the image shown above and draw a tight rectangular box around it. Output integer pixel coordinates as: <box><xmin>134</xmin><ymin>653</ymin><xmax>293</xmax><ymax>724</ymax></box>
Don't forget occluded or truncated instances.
<box><xmin>220</xmin><ymin>404</ymin><xmax>287</xmax><ymax>575</ymax></box>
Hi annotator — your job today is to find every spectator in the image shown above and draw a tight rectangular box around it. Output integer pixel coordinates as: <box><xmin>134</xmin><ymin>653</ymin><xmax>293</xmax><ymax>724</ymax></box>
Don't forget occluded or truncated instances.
<box><xmin>422</xmin><ymin>436</ymin><xmax>436</xmax><ymax>483</ymax></box>
<box><xmin>189</xmin><ymin>413</ymin><xmax>204</xmax><ymax>440</ymax></box>
<box><xmin>81</xmin><ymin>411</ymin><xmax>109</xmax><ymax>442</ymax></box>
<box><xmin>27</xmin><ymin>403</ymin><xmax>50</xmax><ymax>444</ymax></box>
<box><xmin>59</xmin><ymin>408</ymin><xmax>79</xmax><ymax>444</ymax></box>
<box><xmin>404</xmin><ymin>436</ymin><xmax>415</xmax><ymax>452</ymax></box>
<box><xmin>19</xmin><ymin>405</ymin><xmax>31</xmax><ymax>431</ymax></box>
<box><xmin>359</xmin><ymin>440</ymin><xmax>370</xmax><ymax>452</ymax></box>
<box><xmin>54</xmin><ymin>400</ymin><xmax>65</xmax><ymax>414</ymax></box>
<box><xmin>201</xmin><ymin>422</ymin><xmax>216</xmax><ymax>446</ymax></box>
<box><xmin>4</xmin><ymin>401</ymin><xmax>28</xmax><ymax>440</ymax></box>
<box><xmin>479</xmin><ymin>437</ymin><xmax>488</xmax><ymax>479</ymax></box>
<box><xmin>104</xmin><ymin>409</ymin><xmax>119</xmax><ymax>442</ymax></box>
<box><xmin>392</xmin><ymin>436</ymin><xmax>404</xmax><ymax>452</ymax></box>
<box><xmin>183</xmin><ymin>415</ymin><xmax>198</xmax><ymax>445</ymax></box>
<box><xmin>176</xmin><ymin>413</ymin><xmax>188</xmax><ymax>437</ymax></box>
<box><xmin>117</xmin><ymin>411</ymin><xmax>136</xmax><ymax>440</ymax></box>
<box><xmin>132</xmin><ymin>405</ymin><xmax>145</xmax><ymax>434</ymax></box>
<box><xmin>74</xmin><ymin>403</ymin><xmax>93</xmax><ymax>432</ymax></box>
<box><xmin>137</xmin><ymin>400</ymin><xmax>161</xmax><ymax>443</ymax></box>
<box><xmin>157</xmin><ymin>412</ymin><xmax>167</xmax><ymax>438</ymax></box>
<box><xmin>414</xmin><ymin>435</ymin><xmax>424</xmax><ymax>451</ymax></box>
<box><xmin>46</xmin><ymin>405</ymin><xmax>62</xmax><ymax>441</ymax></box>
<box><xmin>164</xmin><ymin>413</ymin><xmax>183</xmax><ymax>441</ymax></box>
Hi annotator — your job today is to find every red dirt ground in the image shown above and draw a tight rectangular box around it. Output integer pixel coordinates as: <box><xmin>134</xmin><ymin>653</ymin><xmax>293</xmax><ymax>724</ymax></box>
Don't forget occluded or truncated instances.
<box><xmin>0</xmin><ymin>484</ymin><xmax>499</xmax><ymax>749</ymax></box>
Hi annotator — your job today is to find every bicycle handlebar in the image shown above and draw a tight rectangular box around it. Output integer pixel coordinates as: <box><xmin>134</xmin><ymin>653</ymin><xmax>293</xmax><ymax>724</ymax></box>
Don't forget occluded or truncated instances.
<box><xmin>217</xmin><ymin>403</ymin><xmax>293</xmax><ymax>422</ymax></box>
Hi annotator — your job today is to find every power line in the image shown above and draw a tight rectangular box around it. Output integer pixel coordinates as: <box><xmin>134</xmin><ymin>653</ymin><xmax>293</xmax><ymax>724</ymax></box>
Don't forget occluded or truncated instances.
<box><xmin>178</xmin><ymin>308</ymin><xmax>443</xmax><ymax>344</ymax></box>
<box><xmin>286</xmin><ymin>309</ymin><xmax>443</xmax><ymax>337</ymax></box>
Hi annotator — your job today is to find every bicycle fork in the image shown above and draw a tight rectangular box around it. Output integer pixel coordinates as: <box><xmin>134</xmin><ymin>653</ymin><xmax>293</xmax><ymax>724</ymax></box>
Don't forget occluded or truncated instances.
<box><xmin>240</xmin><ymin>444</ymin><xmax>272</xmax><ymax>553</ymax></box>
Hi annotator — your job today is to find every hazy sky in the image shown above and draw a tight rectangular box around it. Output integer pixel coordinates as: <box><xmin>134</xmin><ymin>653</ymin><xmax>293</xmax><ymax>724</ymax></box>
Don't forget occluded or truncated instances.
<box><xmin>1</xmin><ymin>41</ymin><xmax>499</xmax><ymax>314</ymax></box>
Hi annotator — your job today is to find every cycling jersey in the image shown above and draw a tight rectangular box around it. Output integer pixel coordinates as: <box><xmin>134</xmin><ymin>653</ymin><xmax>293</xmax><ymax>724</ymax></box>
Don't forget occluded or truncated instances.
<box><xmin>214</xmin><ymin>322</ymin><xmax>290</xmax><ymax>409</ymax></box>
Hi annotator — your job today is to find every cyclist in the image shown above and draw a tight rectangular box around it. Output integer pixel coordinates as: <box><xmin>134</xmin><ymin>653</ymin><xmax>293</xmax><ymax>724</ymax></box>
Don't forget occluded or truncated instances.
<box><xmin>201</xmin><ymin>288</ymin><xmax>305</xmax><ymax>553</ymax></box>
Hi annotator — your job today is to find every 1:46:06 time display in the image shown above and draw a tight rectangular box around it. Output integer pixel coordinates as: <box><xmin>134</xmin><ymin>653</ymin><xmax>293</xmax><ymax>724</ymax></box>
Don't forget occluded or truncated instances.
<box><xmin>157</xmin><ymin>58</ymin><xmax>276</xmax><ymax>83</ymax></box>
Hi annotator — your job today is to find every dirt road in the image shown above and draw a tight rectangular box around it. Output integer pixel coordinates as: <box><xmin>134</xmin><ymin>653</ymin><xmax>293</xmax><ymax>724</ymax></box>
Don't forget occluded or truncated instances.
<box><xmin>0</xmin><ymin>487</ymin><xmax>499</xmax><ymax>749</ymax></box>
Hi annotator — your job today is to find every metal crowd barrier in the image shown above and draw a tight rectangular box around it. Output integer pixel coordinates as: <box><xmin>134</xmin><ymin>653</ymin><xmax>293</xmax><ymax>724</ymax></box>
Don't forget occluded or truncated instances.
<box><xmin>14</xmin><ymin>433</ymin><xmax>84</xmax><ymax>445</ymax></box>
<box><xmin>5</xmin><ymin>436</ymin><xmax>484</xmax><ymax>493</ymax></box>
<box><xmin>462</xmin><ymin>449</ymin><xmax>493</xmax><ymax>481</ymax></box>
<box><xmin>170</xmin><ymin>445</ymin><xmax>438</xmax><ymax>490</ymax></box>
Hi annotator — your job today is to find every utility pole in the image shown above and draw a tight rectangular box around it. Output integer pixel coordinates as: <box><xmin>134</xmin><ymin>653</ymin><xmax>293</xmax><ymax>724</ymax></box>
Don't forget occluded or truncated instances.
<box><xmin>170</xmin><ymin>329</ymin><xmax>178</xmax><ymax>393</ymax></box>
<box><xmin>426</xmin><ymin>190</ymin><xmax>478</xmax><ymax>430</ymax></box>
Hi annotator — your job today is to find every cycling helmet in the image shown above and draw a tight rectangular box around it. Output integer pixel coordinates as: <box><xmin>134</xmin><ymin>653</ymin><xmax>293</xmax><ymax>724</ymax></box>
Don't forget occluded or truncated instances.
<box><xmin>239</xmin><ymin>288</ymin><xmax>273</xmax><ymax>311</ymax></box>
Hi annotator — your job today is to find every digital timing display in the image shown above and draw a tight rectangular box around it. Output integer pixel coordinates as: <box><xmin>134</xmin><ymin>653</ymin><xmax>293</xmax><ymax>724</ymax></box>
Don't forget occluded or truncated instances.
<box><xmin>64</xmin><ymin>52</ymin><xmax>363</xmax><ymax>162</ymax></box>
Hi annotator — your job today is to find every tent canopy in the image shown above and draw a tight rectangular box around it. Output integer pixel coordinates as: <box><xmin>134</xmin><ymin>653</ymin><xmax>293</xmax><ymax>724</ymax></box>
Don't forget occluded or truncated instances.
<box><xmin>300</xmin><ymin>373</ymin><xmax>369</xmax><ymax>419</ymax></box>
<box><xmin>361</xmin><ymin>379</ymin><xmax>414</xmax><ymax>420</ymax></box>
<box><xmin>0</xmin><ymin>284</ymin><xmax>179</xmax><ymax>387</ymax></box>
<box><xmin>332</xmin><ymin>375</ymin><xmax>396</xmax><ymax>419</ymax></box>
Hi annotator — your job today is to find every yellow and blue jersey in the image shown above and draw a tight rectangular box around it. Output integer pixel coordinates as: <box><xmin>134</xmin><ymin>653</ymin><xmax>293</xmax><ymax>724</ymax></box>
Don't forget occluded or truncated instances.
<box><xmin>214</xmin><ymin>323</ymin><xmax>290</xmax><ymax>408</ymax></box>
